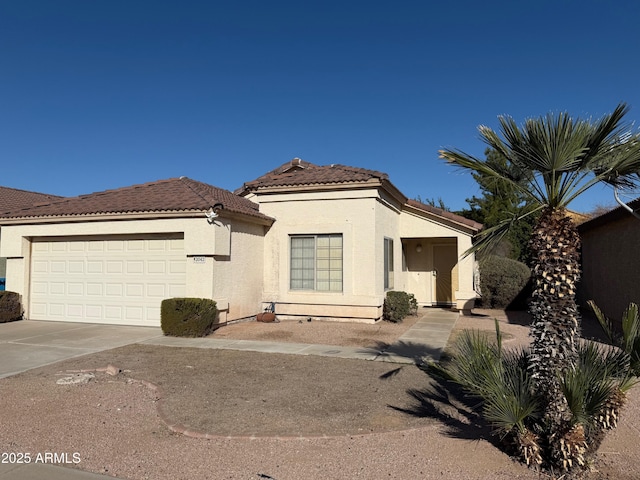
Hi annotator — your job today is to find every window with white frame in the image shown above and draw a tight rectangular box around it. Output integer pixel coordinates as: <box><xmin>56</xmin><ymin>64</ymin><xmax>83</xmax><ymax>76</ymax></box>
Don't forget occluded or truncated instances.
<box><xmin>290</xmin><ymin>234</ymin><xmax>343</xmax><ymax>291</ymax></box>
<box><xmin>384</xmin><ymin>237</ymin><xmax>394</xmax><ymax>290</ymax></box>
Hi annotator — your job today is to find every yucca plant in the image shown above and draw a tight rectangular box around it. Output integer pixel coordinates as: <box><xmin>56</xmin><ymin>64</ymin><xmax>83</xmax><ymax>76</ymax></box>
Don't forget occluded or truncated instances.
<box><xmin>589</xmin><ymin>301</ymin><xmax>640</xmax><ymax>376</ymax></box>
<box><xmin>439</xmin><ymin>104</ymin><xmax>640</xmax><ymax>472</ymax></box>
<box><xmin>429</xmin><ymin>318</ymin><xmax>637</xmax><ymax>473</ymax></box>
<box><xmin>557</xmin><ymin>341</ymin><xmax>634</xmax><ymax>469</ymax></box>
<box><xmin>428</xmin><ymin>322</ymin><xmax>544</xmax><ymax>466</ymax></box>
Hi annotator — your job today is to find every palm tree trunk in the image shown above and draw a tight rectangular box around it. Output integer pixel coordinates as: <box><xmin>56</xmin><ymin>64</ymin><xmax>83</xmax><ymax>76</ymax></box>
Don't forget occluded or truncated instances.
<box><xmin>528</xmin><ymin>207</ymin><xmax>582</xmax><ymax>452</ymax></box>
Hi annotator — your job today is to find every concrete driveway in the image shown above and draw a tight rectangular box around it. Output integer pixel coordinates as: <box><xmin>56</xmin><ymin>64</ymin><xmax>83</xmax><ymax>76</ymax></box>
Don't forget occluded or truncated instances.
<box><xmin>0</xmin><ymin>320</ymin><xmax>163</xmax><ymax>379</ymax></box>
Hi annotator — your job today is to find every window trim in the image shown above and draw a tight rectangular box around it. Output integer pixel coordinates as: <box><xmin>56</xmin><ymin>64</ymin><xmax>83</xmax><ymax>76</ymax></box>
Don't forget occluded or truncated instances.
<box><xmin>290</xmin><ymin>234</ymin><xmax>343</xmax><ymax>292</ymax></box>
<box><xmin>384</xmin><ymin>237</ymin><xmax>394</xmax><ymax>290</ymax></box>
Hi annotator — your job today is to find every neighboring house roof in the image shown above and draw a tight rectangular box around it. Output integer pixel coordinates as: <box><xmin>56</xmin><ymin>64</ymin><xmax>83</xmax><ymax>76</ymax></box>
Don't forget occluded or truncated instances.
<box><xmin>578</xmin><ymin>197</ymin><xmax>640</xmax><ymax>232</ymax></box>
<box><xmin>565</xmin><ymin>209</ymin><xmax>592</xmax><ymax>225</ymax></box>
<box><xmin>0</xmin><ymin>186</ymin><xmax>64</xmax><ymax>214</ymax></box>
<box><xmin>0</xmin><ymin>177</ymin><xmax>273</xmax><ymax>224</ymax></box>
<box><xmin>235</xmin><ymin>158</ymin><xmax>389</xmax><ymax>194</ymax></box>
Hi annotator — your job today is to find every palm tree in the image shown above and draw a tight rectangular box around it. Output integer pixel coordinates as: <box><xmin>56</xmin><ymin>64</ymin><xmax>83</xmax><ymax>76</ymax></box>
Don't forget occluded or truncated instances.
<box><xmin>439</xmin><ymin>103</ymin><xmax>640</xmax><ymax>468</ymax></box>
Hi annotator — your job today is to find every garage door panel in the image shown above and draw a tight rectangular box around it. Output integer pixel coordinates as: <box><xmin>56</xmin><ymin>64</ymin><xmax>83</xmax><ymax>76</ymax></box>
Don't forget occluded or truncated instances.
<box><xmin>68</xmin><ymin>261</ymin><xmax>84</xmax><ymax>274</ymax></box>
<box><xmin>86</xmin><ymin>283</ymin><xmax>103</xmax><ymax>296</ymax></box>
<box><xmin>88</xmin><ymin>241</ymin><xmax>104</xmax><ymax>252</ymax></box>
<box><xmin>126</xmin><ymin>284</ymin><xmax>144</xmax><ymax>296</ymax></box>
<box><xmin>125</xmin><ymin>306</ymin><xmax>144</xmax><ymax>321</ymax></box>
<box><xmin>51</xmin><ymin>243</ymin><xmax>66</xmax><ymax>252</ymax></box>
<box><xmin>127</xmin><ymin>261</ymin><xmax>144</xmax><ymax>274</ymax></box>
<box><xmin>147</xmin><ymin>261</ymin><xmax>166</xmax><ymax>274</ymax></box>
<box><xmin>50</xmin><ymin>262</ymin><xmax>66</xmax><ymax>274</ymax></box>
<box><xmin>67</xmin><ymin>304</ymin><xmax>84</xmax><ymax>318</ymax></box>
<box><xmin>147</xmin><ymin>284</ymin><xmax>166</xmax><ymax>298</ymax></box>
<box><xmin>49</xmin><ymin>304</ymin><xmax>65</xmax><ymax>317</ymax></box>
<box><xmin>30</xmin><ymin>236</ymin><xmax>186</xmax><ymax>326</ymax></box>
<box><xmin>50</xmin><ymin>283</ymin><xmax>65</xmax><ymax>295</ymax></box>
<box><xmin>87</xmin><ymin>261</ymin><xmax>103</xmax><ymax>274</ymax></box>
<box><xmin>86</xmin><ymin>305</ymin><xmax>103</xmax><ymax>319</ymax></box>
<box><xmin>168</xmin><ymin>284</ymin><xmax>186</xmax><ymax>297</ymax></box>
<box><xmin>169</xmin><ymin>260</ymin><xmax>186</xmax><ymax>274</ymax></box>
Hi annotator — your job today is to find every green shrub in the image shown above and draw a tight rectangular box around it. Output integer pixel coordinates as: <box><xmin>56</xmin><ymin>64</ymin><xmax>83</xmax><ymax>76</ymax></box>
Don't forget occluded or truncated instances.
<box><xmin>479</xmin><ymin>255</ymin><xmax>531</xmax><ymax>309</ymax></box>
<box><xmin>161</xmin><ymin>298</ymin><xmax>218</xmax><ymax>337</ymax></box>
<box><xmin>0</xmin><ymin>291</ymin><xmax>23</xmax><ymax>323</ymax></box>
<box><xmin>383</xmin><ymin>291</ymin><xmax>418</xmax><ymax>323</ymax></box>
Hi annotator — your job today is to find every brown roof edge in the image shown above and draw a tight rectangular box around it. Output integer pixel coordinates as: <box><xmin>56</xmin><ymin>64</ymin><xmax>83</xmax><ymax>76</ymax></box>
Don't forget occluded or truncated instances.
<box><xmin>578</xmin><ymin>197</ymin><xmax>640</xmax><ymax>232</ymax></box>
<box><xmin>235</xmin><ymin>158</ymin><xmax>390</xmax><ymax>195</ymax></box>
<box><xmin>0</xmin><ymin>177</ymin><xmax>274</xmax><ymax>224</ymax></box>
<box><xmin>405</xmin><ymin>199</ymin><xmax>483</xmax><ymax>231</ymax></box>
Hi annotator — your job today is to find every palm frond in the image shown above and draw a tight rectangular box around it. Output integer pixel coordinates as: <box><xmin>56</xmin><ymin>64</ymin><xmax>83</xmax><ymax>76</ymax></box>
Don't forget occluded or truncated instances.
<box><xmin>442</xmin><ymin>103</ymin><xmax>640</xmax><ymax>213</ymax></box>
<box><xmin>462</xmin><ymin>205</ymin><xmax>543</xmax><ymax>258</ymax></box>
<box><xmin>439</xmin><ymin>148</ymin><xmax>542</xmax><ymax>204</ymax></box>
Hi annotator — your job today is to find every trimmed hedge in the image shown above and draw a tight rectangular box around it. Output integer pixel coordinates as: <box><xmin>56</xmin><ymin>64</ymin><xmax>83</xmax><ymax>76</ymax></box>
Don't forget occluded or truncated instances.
<box><xmin>383</xmin><ymin>291</ymin><xmax>418</xmax><ymax>323</ymax></box>
<box><xmin>478</xmin><ymin>255</ymin><xmax>531</xmax><ymax>309</ymax></box>
<box><xmin>161</xmin><ymin>298</ymin><xmax>218</xmax><ymax>337</ymax></box>
<box><xmin>0</xmin><ymin>291</ymin><xmax>23</xmax><ymax>323</ymax></box>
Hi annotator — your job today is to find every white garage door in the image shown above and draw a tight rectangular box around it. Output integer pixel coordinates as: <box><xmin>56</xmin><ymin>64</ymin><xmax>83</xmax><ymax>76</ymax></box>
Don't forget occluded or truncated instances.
<box><xmin>30</xmin><ymin>235</ymin><xmax>186</xmax><ymax>326</ymax></box>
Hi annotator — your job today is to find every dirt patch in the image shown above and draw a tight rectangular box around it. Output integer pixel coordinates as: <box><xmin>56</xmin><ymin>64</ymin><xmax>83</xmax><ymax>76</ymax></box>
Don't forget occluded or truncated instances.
<box><xmin>1</xmin><ymin>309</ymin><xmax>638</xmax><ymax>479</ymax></box>
<box><xmin>3</xmin><ymin>344</ymin><xmax>434</xmax><ymax>437</ymax></box>
<box><xmin>210</xmin><ymin>314</ymin><xmax>418</xmax><ymax>348</ymax></box>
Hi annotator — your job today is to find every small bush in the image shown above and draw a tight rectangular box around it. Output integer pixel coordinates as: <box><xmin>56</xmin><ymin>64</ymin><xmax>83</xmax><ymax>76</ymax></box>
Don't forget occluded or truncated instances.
<box><xmin>383</xmin><ymin>291</ymin><xmax>418</xmax><ymax>323</ymax></box>
<box><xmin>478</xmin><ymin>255</ymin><xmax>531</xmax><ymax>309</ymax></box>
<box><xmin>0</xmin><ymin>291</ymin><xmax>23</xmax><ymax>323</ymax></box>
<box><xmin>161</xmin><ymin>298</ymin><xmax>218</xmax><ymax>337</ymax></box>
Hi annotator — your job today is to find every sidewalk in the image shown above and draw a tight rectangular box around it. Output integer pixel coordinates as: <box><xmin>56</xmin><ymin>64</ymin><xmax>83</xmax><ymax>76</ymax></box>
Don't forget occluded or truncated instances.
<box><xmin>143</xmin><ymin>307</ymin><xmax>459</xmax><ymax>364</ymax></box>
<box><xmin>0</xmin><ymin>308</ymin><xmax>459</xmax><ymax>480</ymax></box>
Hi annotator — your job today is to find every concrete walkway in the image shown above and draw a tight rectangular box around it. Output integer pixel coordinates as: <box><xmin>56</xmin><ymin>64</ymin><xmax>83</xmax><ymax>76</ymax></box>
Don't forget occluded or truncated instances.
<box><xmin>0</xmin><ymin>308</ymin><xmax>459</xmax><ymax>480</ymax></box>
<box><xmin>144</xmin><ymin>307</ymin><xmax>459</xmax><ymax>365</ymax></box>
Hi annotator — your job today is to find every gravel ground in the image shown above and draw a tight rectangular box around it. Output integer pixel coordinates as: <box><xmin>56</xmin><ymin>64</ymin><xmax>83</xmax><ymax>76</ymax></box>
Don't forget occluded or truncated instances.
<box><xmin>1</xmin><ymin>309</ymin><xmax>638</xmax><ymax>480</ymax></box>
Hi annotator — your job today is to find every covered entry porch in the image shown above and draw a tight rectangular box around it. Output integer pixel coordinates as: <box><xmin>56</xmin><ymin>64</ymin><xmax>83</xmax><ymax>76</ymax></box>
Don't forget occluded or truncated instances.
<box><xmin>401</xmin><ymin>237</ymin><xmax>459</xmax><ymax>307</ymax></box>
<box><xmin>398</xmin><ymin>201</ymin><xmax>480</xmax><ymax>314</ymax></box>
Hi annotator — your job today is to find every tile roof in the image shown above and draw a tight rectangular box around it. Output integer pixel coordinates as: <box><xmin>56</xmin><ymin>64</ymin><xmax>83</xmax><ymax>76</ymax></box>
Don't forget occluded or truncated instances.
<box><xmin>236</xmin><ymin>158</ymin><xmax>388</xmax><ymax>194</ymax></box>
<box><xmin>239</xmin><ymin>158</ymin><xmax>482</xmax><ymax>231</ymax></box>
<box><xmin>0</xmin><ymin>186</ymin><xmax>63</xmax><ymax>214</ymax></box>
<box><xmin>0</xmin><ymin>177</ymin><xmax>272</xmax><ymax>223</ymax></box>
<box><xmin>405</xmin><ymin>199</ymin><xmax>483</xmax><ymax>231</ymax></box>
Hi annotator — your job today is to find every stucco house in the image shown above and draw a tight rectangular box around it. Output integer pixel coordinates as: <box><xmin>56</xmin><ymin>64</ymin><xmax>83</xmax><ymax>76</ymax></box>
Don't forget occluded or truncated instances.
<box><xmin>0</xmin><ymin>159</ymin><xmax>481</xmax><ymax>326</ymax></box>
<box><xmin>0</xmin><ymin>186</ymin><xmax>64</xmax><ymax>290</ymax></box>
<box><xmin>237</xmin><ymin>158</ymin><xmax>481</xmax><ymax>322</ymax></box>
<box><xmin>578</xmin><ymin>197</ymin><xmax>640</xmax><ymax>320</ymax></box>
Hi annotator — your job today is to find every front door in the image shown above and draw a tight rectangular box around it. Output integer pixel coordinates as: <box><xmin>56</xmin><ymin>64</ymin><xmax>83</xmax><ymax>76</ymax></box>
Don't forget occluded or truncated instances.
<box><xmin>433</xmin><ymin>245</ymin><xmax>457</xmax><ymax>305</ymax></box>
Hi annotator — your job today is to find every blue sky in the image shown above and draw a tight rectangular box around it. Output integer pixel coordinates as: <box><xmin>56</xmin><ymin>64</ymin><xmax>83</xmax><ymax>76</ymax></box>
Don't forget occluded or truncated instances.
<box><xmin>2</xmin><ymin>0</ymin><xmax>639</xmax><ymax>213</ymax></box>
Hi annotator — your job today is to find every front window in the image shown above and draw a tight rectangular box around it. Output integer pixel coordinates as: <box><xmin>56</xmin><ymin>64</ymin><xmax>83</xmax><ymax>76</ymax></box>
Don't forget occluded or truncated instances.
<box><xmin>384</xmin><ymin>237</ymin><xmax>394</xmax><ymax>290</ymax></box>
<box><xmin>290</xmin><ymin>234</ymin><xmax>343</xmax><ymax>291</ymax></box>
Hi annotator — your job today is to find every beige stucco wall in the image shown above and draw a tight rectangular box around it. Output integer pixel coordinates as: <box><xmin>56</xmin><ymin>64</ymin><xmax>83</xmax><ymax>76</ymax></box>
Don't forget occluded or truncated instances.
<box><xmin>252</xmin><ymin>188</ymin><xmax>385</xmax><ymax>321</ymax></box>
<box><xmin>580</xmin><ymin>216</ymin><xmax>640</xmax><ymax>320</ymax></box>
<box><xmin>0</xmin><ymin>216</ymin><xmax>265</xmax><ymax>322</ymax></box>
<box><xmin>250</xmin><ymin>187</ymin><xmax>477</xmax><ymax>320</ymax></box>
